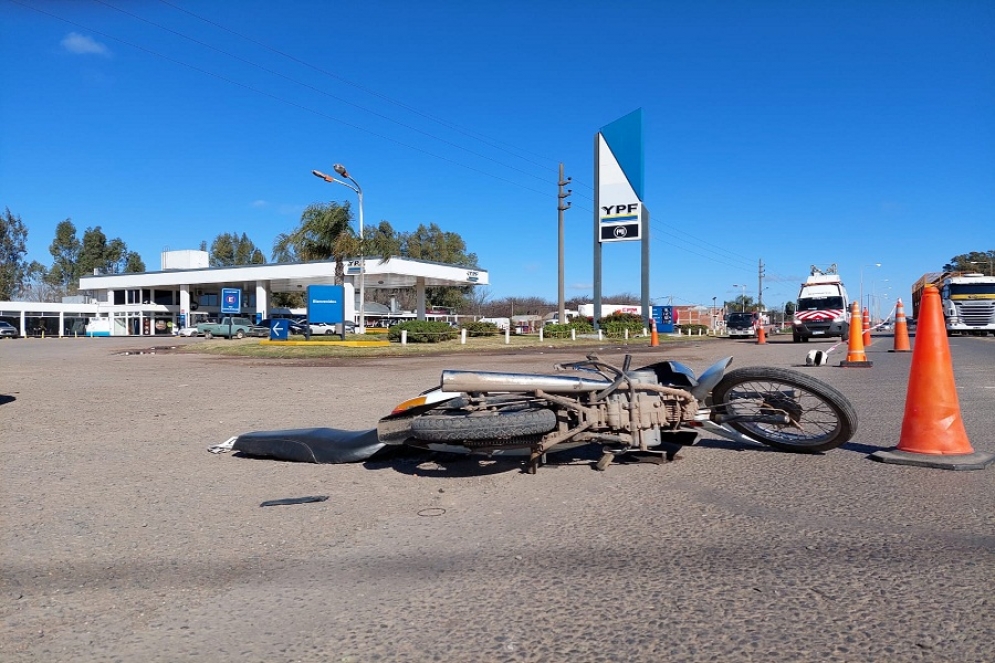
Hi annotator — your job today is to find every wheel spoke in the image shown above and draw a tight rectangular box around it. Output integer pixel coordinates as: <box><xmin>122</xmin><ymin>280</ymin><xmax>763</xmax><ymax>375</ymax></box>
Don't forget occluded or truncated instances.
<box><xmin>722</xmin><ymin>378</ymin><xmax>841</xmax><ymax>445</ymax></box>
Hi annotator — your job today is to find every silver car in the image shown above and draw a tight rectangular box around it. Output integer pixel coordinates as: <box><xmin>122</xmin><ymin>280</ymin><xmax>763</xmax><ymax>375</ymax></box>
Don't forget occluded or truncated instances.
<box><xmin>0</xmin><ymin>321</ymin><xmax>19</xmax><ymax>339</ymax></box>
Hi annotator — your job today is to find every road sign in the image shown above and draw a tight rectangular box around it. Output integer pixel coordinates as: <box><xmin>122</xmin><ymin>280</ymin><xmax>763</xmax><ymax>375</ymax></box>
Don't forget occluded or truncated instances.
<box><xmin>221</xmin><ymin>288</ymin><xmax>241</xmax><ymax>315</ymax></box>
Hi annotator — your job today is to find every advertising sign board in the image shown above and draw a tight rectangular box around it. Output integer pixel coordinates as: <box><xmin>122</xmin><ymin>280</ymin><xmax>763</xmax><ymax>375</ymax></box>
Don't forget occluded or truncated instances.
<box><xmin>307</xmin><ymin>285</ymin><xmax>345</xmax><ymax>324</ymax></box>
<box><xmin>651</xmin><ymin>305</ymin><xmax>675</xmax><ymax>333</ymax></box>
<box><xmin>221</xmin><ymin>288</ymin><xmax>241</xmax><ymax>315</ymax></box>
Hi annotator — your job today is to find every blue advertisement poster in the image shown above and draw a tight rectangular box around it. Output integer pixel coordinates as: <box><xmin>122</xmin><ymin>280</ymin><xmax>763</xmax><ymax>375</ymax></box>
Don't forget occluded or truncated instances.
<box><xmin>651</xmin><ymin>305</ymin><xmax>675</xmax><ymax>333</ymax></box>
<box><xmin>221</xmin><ymin>288</ymin><xmax>241</xmax><ymax>315</ymax></box>
<box><xmin>307</xmin><ymin>285</ymin><xmax>344</xmax><ymax>323</ymax></box>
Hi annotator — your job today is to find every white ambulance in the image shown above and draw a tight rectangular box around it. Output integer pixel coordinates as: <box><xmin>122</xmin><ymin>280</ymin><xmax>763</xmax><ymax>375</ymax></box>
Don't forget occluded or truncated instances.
<box><xmin>792</xmin><ymin>265</ymin><xmax>851</xmax><ymax>343</ymax></box>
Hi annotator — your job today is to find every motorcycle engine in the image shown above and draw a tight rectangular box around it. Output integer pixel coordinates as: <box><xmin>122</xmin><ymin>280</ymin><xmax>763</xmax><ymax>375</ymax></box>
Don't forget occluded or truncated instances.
<box><xmin>601</xmin><ymin>370</ymin><xmax>695</xmax><ymax>449</ymax></box>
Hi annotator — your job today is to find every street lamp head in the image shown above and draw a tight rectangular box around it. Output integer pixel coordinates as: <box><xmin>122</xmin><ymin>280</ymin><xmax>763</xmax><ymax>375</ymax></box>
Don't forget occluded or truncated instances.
<box><xmin>333</xmin><ymin>163</ymin><xmax>349</xmax><ymax>178</ymax></box>
<box><xmin>312</xmin><ymin>169</ymin><xmax>334</xmax><ymax>182</ymax></box>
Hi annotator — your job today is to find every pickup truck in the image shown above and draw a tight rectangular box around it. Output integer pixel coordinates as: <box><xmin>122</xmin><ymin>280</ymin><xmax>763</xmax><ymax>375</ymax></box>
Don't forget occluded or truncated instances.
<box><xmin>197</xmin><ymin>316</ymin><xmax>254</xmax><ymax>339</ymax></box>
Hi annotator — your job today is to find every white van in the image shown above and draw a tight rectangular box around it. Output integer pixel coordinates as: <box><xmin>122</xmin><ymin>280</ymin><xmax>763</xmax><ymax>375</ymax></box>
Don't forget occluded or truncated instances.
<box><xmin>792</xmin><ymin>265</ymin><xmax>850</xmax><ymax>342</ymax></box>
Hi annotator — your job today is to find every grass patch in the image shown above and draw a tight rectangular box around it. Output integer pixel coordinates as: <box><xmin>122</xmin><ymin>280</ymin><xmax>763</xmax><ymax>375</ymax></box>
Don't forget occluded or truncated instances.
<box><xmin>182</xmin><ymin>332</ymin><xmax>714</xmax><ymax>358</ymax></box>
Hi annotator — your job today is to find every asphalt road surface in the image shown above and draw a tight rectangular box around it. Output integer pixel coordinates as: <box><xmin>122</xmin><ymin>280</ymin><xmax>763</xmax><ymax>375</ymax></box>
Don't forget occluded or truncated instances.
<box><xmin>2</xmin><ymin>333</ymin><xmax>993</xmax><ymax>662</ymax></box>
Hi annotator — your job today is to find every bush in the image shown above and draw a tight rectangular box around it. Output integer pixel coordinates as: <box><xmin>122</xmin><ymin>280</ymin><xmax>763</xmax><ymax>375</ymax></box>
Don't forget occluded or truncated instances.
<box><xmin>543</xmin><ymin>318</ymin><xmax>595</xmax><ymax>338</ymax></box>
<box><xmin>387</xmin><ymin>320</ymin><xmax>459</xmax><ymax>343</ymax></box>
<box><xmin>676</xmin><ymin>324</ymin><xmax>709</xmax><ymax>335</ymax></box>
<box><xmin>460</xmin><ymin>321</ymin><xmax>500</xmax><ymax>337</ymax></box>
<box><xmin>598</xmin><ymin>312</ymin><xmax>644</xmax><ymax>338</ymax></box>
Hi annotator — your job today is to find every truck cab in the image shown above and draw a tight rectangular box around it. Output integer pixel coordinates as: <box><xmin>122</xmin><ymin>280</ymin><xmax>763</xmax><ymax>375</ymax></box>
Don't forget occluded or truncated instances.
<box><xmin>726</xmin><ymin>312</ymin><xmax>758</xmax><ymax>338</ymax></box>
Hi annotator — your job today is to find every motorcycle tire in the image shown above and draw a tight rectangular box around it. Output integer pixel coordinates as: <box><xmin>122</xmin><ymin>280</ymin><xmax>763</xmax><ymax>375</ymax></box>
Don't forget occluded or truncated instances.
<box><xmin>711</xmin><ymin>366</ymin><xmax>857</xmax><ymax>453</ymax></box>
<box><xmin>410</xmin><ymin>406</ymin><xmax>557</xmax><ymax>443</ymax></box>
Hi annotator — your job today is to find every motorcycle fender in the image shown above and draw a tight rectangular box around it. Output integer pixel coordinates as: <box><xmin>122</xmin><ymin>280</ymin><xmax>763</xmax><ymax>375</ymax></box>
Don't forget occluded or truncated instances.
<box><xmin>690</xmin><ymin>357</ymin><xmax>734</xmax><ymax>401</ymax></box>
<box><xmin>378</xmin><ymin>389</ymin><xmax>461</xmax><ymax>445</ymax></box>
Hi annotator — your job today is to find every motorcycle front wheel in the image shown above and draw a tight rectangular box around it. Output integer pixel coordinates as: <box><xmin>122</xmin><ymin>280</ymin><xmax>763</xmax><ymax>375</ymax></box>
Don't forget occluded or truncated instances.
<box><xmin>711</xmin><ymin>366</ymin><xmax>857</xmax><ymax>453</ymax></box>
<box><xmin>410</xmin><ymin>406</ymin><xmax>557</xmax><ymax>444</ymax></box>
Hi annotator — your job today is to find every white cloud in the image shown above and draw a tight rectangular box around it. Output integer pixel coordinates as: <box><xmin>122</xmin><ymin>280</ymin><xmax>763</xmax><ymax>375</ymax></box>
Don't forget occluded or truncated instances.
<box><xmin>251</xmin><ymin>200</ymin><xmax>268</xmax><ymax>208</ymax></box>
<box><xmin>61</xmin><ymin>33</ymin><xmax>110</xmax><ymax>56</ymax></box>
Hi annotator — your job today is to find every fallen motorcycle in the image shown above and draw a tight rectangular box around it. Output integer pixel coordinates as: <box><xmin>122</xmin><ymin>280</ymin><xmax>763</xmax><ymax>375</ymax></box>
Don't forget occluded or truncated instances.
<box><xmin>377</xmin><ymin>354</ymin><xmax>858</xmax><ymax>472</ymax></box>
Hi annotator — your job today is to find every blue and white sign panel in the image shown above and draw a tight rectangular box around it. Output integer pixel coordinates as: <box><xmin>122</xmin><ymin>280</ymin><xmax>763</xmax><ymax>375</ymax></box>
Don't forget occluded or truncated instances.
<box><xmin>599</xmin><ymin>202</ymin><xmax>643</xmax><ymax>243</ymax></box>
<box><xmin>597</xmin><ymin>109</ymin><xmax>644</xmax><ymax>243</ymax></box>
<box><xmin>307</xmin><ymin>285</ymin><xmax>345</xmax><ymax>324</ymax></box>
<box><xmin>221</xmin><ymin>288</ymin><xmax>241</xmax><ymax>314</ymax></box>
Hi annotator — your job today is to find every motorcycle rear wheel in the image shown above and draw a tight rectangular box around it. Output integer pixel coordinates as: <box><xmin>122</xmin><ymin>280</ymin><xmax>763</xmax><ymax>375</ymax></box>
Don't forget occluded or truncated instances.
<box><xmin>711</xmin><ymin>366</ymin><xmax>857</xmax><ymax>453</ymax></box>
<box><xmin>410</xmin><ymin>406</ymin><xmax>557</xmax><ymax>443</ymax></box>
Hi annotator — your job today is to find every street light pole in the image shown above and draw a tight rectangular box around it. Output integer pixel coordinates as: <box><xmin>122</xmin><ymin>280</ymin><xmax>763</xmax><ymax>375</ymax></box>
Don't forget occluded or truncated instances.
<box><xmin>860</xmin><ymin>263</ymin><xmax>881</xmax><ymax>321</ymax></box>
<box><xmin>312</xmin><ymin>165</ymin><xmax>365</xmax><ymax>334</ymax></box>
<box><xmin>732</xmin><ymin>284</ymin><xmax>747</xmax><ymax>311</ymax></box>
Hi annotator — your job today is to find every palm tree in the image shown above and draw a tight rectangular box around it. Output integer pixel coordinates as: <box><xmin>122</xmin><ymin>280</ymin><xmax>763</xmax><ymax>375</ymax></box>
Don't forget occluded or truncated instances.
<box><xmin>273</xmin><ymin>201</ymin><xmax>399</xmax><ymax>284</ymax></box>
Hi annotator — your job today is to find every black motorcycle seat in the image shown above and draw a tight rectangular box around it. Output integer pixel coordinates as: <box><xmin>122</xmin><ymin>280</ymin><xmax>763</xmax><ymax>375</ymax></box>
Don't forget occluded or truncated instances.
<box><xmin>232</xmin><ymin>427</ymin><xmax>384</xmax><ymax>463</ymax></box>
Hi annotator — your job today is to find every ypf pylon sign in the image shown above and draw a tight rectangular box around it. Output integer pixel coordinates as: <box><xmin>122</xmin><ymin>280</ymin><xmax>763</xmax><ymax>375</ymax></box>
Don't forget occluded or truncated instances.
<box><xmin>593</xmin><ymin>108</ymin><xmax>650</xmax><ymax>326</ymax></box>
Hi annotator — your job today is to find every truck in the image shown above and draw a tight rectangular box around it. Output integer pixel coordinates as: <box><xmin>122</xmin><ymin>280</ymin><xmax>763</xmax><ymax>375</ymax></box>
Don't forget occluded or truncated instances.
<box><xmin>726</xmin><ymin>311</ymin><xmax>759</xmax><ymax>338</ymax></box>
<box><xmin>791</xmin><ymin>264</ymin><xmax>850</xmax><ymax>343</ymax></box>
<box><xmin>197</xmin><ymin>316</ymin><xmax>254</xmax><ymax>339</ymax></box>
<box><xmin>912</xmin><ymin>272</ymin><xmax>995</xmax><ymax>336</ymax></box>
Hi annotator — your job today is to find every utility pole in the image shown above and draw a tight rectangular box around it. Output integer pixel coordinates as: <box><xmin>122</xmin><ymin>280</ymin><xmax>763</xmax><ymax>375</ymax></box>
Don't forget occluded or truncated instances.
<box><xmin>557</xmin><ymin>163</ymin><xmax>572</xmax><ymax>324</ymax></box>
<box><xmin>758</xmin><ymin>258</ymin><xmax>766</xmax><ymax>310</ymax></box>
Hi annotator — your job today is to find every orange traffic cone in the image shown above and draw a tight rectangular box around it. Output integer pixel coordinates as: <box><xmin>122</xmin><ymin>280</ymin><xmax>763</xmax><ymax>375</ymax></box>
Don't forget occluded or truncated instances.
<box><xmin>871</xmin><ymin>285</ymin><xmax>994</xmax><ymax>469</ymax></box>
<box><xmin>839</xmin><ymin>303</ymin><xmax>872</xmax><ymax>367</ymax></box>
<box><xmin>756</xmin><ymin>324</ymin><xmax>766</xmax><ymax>345</ymax></box>
<box><xmin>889</xmin><ymin>298</ymin><xmax>911</xmax><ymax>353</ymax></box>
<box><xmin>862</xmin><ymin>308</ymin><xmax>872</xmax><ymax>347</ymax></box>
<box><xmin>650</xmin><ymin>318</ymin><xmax>659</xmax><ymax>347</ymax></box>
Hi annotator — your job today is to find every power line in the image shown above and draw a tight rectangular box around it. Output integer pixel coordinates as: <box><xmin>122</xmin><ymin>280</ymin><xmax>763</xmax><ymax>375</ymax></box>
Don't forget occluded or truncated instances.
<box><xmin>153</xmin><ymin>0</ymin><xmax>565</xmax><ymax>172</ymax></box>
<box><xmin>11</xmin><ymin>0</ymin><xmax>554</xmax><ymax>198</ymax></box>
<box><xmin>91</xmin><ymin>0</ymin><xmax>559</xmax><ymax>188</ymax></box>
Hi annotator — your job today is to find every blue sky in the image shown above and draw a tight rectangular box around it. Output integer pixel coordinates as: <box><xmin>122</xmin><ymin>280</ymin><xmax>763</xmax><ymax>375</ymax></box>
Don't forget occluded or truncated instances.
<box><xmin>2</xmin><ymin>0</ymin><xmax>992</xmax><ymax>312</ymax></box>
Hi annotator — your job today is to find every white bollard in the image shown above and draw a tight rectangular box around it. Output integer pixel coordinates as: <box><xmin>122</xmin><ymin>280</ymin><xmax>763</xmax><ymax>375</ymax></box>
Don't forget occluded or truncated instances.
<box><xmin>643</xmin><ymin>327</ymin><xmax>648</xmax><ymax>337</ymax></box>
<box><xmin>624</xmin><ymin>328</ymin><xmax>629</xmax><ymax>340</ymax></box>
<box><xmin>461</xmin><ymin>328</ymin><xmax>467</xmax><ymax>344</ymax></box>
<box><xmin>571</xmin><ymin>329</ymin><xmax>577</xmax><ymax>341</ymax></box>
<box><xmin>401</xmin><ymin>329</ymin><xmax>408</xmax><ymax>345</ymax></box>
<box><xmin>598</xmin><ymin>329</ymin><xmax>603</xmax><ymax>341</ymax></box>
<box><xmin>505</xmin><ymin>327</ymin><xmax>510</xmax><ymax>344</ymax></box>
<box><xmin>539</xmin><ymin>328</ymin><xmax>544</xmax><ymax>342</ymax></box>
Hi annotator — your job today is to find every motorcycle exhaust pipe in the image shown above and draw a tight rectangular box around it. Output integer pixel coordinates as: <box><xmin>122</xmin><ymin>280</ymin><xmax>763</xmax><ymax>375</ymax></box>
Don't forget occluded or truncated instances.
<box><xmin>441</xmin><ymin>369</ymin><xmax>612</xmax><ymax>394</ymax></box>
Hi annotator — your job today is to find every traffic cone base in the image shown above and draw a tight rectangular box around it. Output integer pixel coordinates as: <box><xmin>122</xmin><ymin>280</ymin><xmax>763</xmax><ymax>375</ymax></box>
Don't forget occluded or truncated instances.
<box><xmin>870</xmin><ymin>284</ymin><xmax>991</xmax><ymax>470</ymax></box>
<box><xmin>871</xmin><ymin>448</ymin><xmax>995</xmax><ymax>470</ymax></box>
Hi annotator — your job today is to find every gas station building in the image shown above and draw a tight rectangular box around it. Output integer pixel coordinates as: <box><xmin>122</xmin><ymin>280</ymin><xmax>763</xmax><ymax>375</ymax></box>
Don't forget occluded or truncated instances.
<box><xmin>0</xmin><ymin>250</ymin><xmax>488</xmax><ymax>337</ymax></box>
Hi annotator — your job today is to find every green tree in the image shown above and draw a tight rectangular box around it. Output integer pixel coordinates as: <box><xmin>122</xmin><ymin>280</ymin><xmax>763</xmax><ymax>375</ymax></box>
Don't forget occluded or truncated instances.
<box><xmin>44</xmin><ymin>220</ymin><xmax>144</xmax><ymax>294</ymax></box>
<box><xmin>123</xmin><ymin>252</ymin><xmax>145</xmax><ymax>273</ymax></box>
<box><xmin>944</xmin><ymin>250</ymin><xmax>994</xmax><ymax>276</ymax></box>
<box><xmin>398</xmin><ymin>222</ymin><xmax>478</xmax><ymax>310</ymax></box>
<box><xmin>210</xmin><ymin>232</ymin><xmax>265</xmax><ymax>267</ymax></box>
<box><xmin>45</xmin><ymin>219</ymin><xmax>82</xmax><ymax>293</ymax></box>
<box><xmin>0</xmin><ymin>207</ymin><xmax>31</xmax><ymax>300</ymax></box>
<box><xmin>273</xmin><ymin>202</ymin><xmax>398</xmax><ymax>284</ymax></box>
<box><xmin>79</xmin><ymin>227</ymin><xmax>139</xmax><ymax>276</ymax></box>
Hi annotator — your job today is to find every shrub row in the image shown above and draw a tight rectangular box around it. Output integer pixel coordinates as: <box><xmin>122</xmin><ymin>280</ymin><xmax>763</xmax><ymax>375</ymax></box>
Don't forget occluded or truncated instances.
<box><xmin>387</xmin><ymin>320</ymin><xmax>459</xmax><ymax>343</ymax></box>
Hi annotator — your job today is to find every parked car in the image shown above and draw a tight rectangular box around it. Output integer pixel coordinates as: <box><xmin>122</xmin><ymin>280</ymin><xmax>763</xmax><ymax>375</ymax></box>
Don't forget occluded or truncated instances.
<box><xmin>176</xmin><ymin>326</ymin><xmax>201</xmax><ymax>337</ymax></box>
<box><xmin>308</xmin><ymin>321</ymin><xmax>356</xmax><ymax>336</ymax></box>
<box><xmin>0</xmin><ymin>321</ymin><xmax>19</xmax><ymax>339</ymax></box>
<box><xmin>197</xmin><ymin>316</ymin><xmax>254</xmax><ymax>339</ymax></box>
<box><xmin>247</xmin><ymin>323</ymin><xmax>272</xmax><ymax>337</ymax></box>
